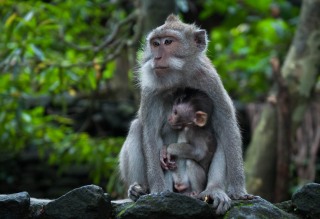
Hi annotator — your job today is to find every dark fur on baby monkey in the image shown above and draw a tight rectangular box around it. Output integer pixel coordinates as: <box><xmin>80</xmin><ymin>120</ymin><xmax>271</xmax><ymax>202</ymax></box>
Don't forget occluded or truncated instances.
<box><xmin>119</xmin><ymin>14</ymin><xmax>253</xmax><ymax>215</ymax></box>
<box><xmin>160</xmin><ymin>88</ymin><xmax>216</xmax><ymax>197</ymax></box>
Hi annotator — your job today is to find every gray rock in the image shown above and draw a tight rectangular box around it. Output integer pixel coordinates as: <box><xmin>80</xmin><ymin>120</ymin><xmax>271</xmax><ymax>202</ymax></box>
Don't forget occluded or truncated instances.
<box><xmin>113</xmin><ymin>193</ymin><xmax>301</xmax><ymax>219</ymax></box>
<box><xmin>43</xmin><ymin>185</ymin><xmax>111</xmax><ymax>219</ymax></box>
<box><xmin>29</xmin><ymin>198</ymin><xmax>52</xmax><ymax>218</ymax></box>
<box><xmin>113</xmin><ymin>191</ymin><xmax>214</xmax><ymax>219</ymax></box>
<box><xmin>292</xmin><ymin>183</ymin><xmax>320</xmax><ymax>219</ymax></box>
<box><xmin>226</xmin><ymin>197</ymin><xmax>298</xmax><ymax>219</ymax></box>
<box><xmin>274</xmin><ymin>200</ymin><xmax>295</xmax><ymax>214</ymax></box>
<box><xmin>0</xmin><ymin>191</ymin><xmax>30</xmax><ymax>219</ymax></box>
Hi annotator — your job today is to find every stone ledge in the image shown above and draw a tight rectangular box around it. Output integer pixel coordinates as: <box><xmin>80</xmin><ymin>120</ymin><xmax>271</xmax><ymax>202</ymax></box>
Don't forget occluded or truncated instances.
<box><xmin>1</xmin><ymin>183</ymin><xmax>319</xmax><ymax>219</ymax></box>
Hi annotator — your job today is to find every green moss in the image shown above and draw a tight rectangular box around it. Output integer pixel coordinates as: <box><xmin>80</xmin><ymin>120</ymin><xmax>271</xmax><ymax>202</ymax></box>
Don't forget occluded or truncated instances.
<box><xmin>223</xmin><ymin>210</ymin><xmax>230</xmax><ymax>218</ymax></box>
<box><xmin>235</xmin><ymin>202</ymin><xmax>254</xmax><ymax>208</ymax></box>
<box><xmin>142</xmin><ymin>195</ymin><xmax>154</xmax><ymax>201</ymax></box>
<box><xmin>116</xmin><ymin>203</ymin><xmax>136</xmax><ymax>217</ymax></box>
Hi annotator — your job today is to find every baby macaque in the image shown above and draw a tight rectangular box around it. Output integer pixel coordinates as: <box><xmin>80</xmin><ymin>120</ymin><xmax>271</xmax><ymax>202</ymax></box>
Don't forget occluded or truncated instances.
<box><xmin>161</xmin><ymin>88</ymin><xmax>216</xmax><ymax>196</ymax></box>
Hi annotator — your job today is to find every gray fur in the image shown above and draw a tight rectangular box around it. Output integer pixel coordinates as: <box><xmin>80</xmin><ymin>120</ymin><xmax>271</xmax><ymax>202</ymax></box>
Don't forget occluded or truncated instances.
<box><xmin>119</xmin><ymin>15</ymin><xmax>250</xmax><ymax>214</ymax></box>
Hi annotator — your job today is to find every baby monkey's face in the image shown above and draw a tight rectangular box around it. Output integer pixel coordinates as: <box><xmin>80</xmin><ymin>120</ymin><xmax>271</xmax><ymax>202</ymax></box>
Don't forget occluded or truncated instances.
<box><xmin>168</xmin><ymin>103</ymin><xmax>195</xmax><ymax>130</ymax></box>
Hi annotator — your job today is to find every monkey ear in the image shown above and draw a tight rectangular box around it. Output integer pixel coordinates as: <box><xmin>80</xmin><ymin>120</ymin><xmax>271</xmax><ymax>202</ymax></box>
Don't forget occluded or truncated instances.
<box><xmin>194</xmin><ymin>30</ymin><xmax>208</xmax><ymax>52</ymax></box>
<box><xmin>166</xmin><ymin>14</ymin><xmax>180</xmax><ymax>23</ymax></box>
<box><xmin>194</xmin><ymin>111</ymin><xmax>208</xmax><ymax>127</ymax></box>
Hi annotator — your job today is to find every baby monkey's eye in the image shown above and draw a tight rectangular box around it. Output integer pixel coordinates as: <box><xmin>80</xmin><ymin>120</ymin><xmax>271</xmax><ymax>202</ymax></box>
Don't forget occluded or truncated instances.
<box><xmin>174</xmin><ymin>110</ymin><xmax>177</xmax><ymax>115</ymax></box>
<box><xmin>164</xmin><ymin>39</ymin><xmax>173</xmax><ymax>45</ymax></box>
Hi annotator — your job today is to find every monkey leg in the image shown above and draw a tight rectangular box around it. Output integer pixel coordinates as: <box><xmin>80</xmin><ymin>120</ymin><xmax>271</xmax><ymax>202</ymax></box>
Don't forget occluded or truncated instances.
<box><xmin>164</xmin><ymin>170</ymin><xmax>174</xmax><ymax>192</ymax></box>
<box><xmin>172</xmin><ymin>159</ymin><xmax>190</xmax><ymax>193</ymax></box>
<box><xmin>198</xmin><ymin>145</ymin><xmax>231</xmax><ymax>215</ymax></box>
<box><xmin>119</xmin><ymin>119</ymin><xmax>148</xmax><ymax>201</ymax></box>
<box><xmin>186</xmin><ymin>159</ymin><xmax>206</xmax><ymax>194</ymax></box>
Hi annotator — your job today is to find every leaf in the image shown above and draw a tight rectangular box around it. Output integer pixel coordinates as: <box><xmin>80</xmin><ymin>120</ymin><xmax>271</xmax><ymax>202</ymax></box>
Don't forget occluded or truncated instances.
<box><xmin>24</xmin><ymin>11</ymin><xmax>34</xmax><ymax>22</ymax></box>
<box><xmin>30</xmin><ymin>44</ymin><xmax>45</xmax><ymax>60</ymax></box>
<box><xmin>244</xmin><ymin>0</ymin><xmax>272</xmax><ymax>13</ymax></box>
<box><xmin>22</xmin><ymin>112</ymin><xmax>31</xmax><ymax>123</ymax></box>
<box><xmin>103</xmin><ymin>61</ymin><xmax>115</xmax><ymax>79</ymax></box>
<box><xmin>5</xmin><ymin>13</ymin><xmax>17</xmax><ymax>28</ymax></box>
<box><xmin>88</xmin><ymin>70</ymin><xmax>97</xmax><ymax>89</ymax></box>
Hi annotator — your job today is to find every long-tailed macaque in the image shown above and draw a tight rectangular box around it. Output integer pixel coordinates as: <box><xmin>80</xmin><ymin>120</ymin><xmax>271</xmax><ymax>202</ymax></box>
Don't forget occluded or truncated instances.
<box><xmin>119</xmin><ymin>14</ymin><xmax>252</xmax><ymax>215</ymax></box>
<box><xmin>160</xmin><ymin>88</ymin><xmax>215</xmax><ymax>197</ymax></box>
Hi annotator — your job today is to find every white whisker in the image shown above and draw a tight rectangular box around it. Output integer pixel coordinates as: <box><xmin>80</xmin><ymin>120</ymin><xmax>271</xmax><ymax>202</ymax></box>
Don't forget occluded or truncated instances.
<box><xmin>169</xmin><ymin>57</ymin><xmax>185</xmax><ymax>70</ymax></box>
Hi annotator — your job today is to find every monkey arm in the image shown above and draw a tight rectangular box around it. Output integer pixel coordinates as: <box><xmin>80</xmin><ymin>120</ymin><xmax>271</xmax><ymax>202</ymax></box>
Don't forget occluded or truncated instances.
<box><xmin>213</xmin><ymin>100</ymin><xmax>247</xmax><ymax>198</ymax></box>
<box><xmin>139</xmin><ymin>91</ymin><xmax>168</xmax><ymax>193</ymax></box>
<box><xmin>198</xmin><ymin>145</ymin><xmax>231</xmax><ymax>214</ymax></box>
<box><xmin>142</xmin><ymin>122</ymin><xmax>167</xmax><ymax>193</ymax></box>
<box><xmin>185</xmin><ymin>61</ymin><xmax>248</xmax><ymax>199</ymax></box>
<box><xmin>199</xmin><ymin>68</ymin><xmax>248</xmax><ymax>198</ymax></box>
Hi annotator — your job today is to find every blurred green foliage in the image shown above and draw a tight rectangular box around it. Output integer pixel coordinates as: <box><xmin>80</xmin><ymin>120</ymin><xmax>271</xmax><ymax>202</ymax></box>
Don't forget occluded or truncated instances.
<box><xmin>0</xmin><ymin>0</ymin><xmax>299</xmax><ymax>196</ymax></box>
<box><xmin>202</xmin><ymin>0</ymin><xmax>299</xmax><ymax>101</ymax></box>
<box><xmin>0</xmin><ymin>0</ymin><xmax>129</xmax><ymax>195</ymax></box>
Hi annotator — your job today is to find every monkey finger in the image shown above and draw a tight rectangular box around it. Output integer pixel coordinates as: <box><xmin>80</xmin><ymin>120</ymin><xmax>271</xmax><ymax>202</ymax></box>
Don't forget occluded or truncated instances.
<box><xmin>161</xmin><ymin>163</ymin><xmax>169</xmax><ymax>170</ymax></box>
<box><xmin>160</xmin><ymin>159</ymin><xmax>169</xmax><ymax>170</ymax></box>
<box><xmin>160</xmin><ymin>150</ymin><xmax>170</xmax><ymax>170</ymax></box>
<box><xmin>167</xmin><ymin>153</ymin><xmax>177</xmax><ymax>162</ymax></box>
<box><xmin>161</xmin><ymin>147</ymin><xmax>167</xmax><ymax>158</ymax></box>
<box><xmin>167</xmin><ymin>163</ymin><xmax>174</xmax><ymax>170</ymax></box>
<box><xmin>167</xmin><ymin>154</ymin><xmax>175</xmax><ymax>162</ymax></box>
<box><xmin>128</xmin><ymin>191</ymin><xmax>140</xmax><ymax>201</ymax></box>
<box><xmin>229</xmin><ymin>192</ymin><xmax>255</xmax><ymax>200</ymax></box>
<box><xmin>167</xmin><ymin>161</ymin><xmax>177</xmax><ymax>170</ymax></box>
<box><xmin>214</xmin><ymin>197</ymin><xmax>231</xmax><ymax>215</ymax></box>
<box><xmin>212</xmin><ymin>197</ymin><xmax>220</xmax><ymax>208</ymax></box>
<box><xmin>216</xmin><ymin>202</ymin><xmax>229</xmax><ymax>215</ymax></box>
<box><xmin>240</xmin><ymin>194</ymin><xmax>256</xmax><ymax>200</ymax></box>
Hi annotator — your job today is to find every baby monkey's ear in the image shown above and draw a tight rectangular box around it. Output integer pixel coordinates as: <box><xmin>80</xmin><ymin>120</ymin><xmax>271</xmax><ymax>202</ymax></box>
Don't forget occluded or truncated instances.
<box><xmin>194</xmin><ymin>111</ymin><xmax>208</xmax><ymax>127</ymax></box>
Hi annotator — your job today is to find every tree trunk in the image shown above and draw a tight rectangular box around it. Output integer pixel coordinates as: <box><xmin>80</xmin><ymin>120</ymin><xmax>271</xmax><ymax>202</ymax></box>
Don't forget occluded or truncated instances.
<box><xmin>111</xmin><ymin>47</ymin><xmax>132</xmax><ymax>101</ymax></box>
<box><xmin>110</xmin><ymin>0</ymin><xmax>177</xmax><ymax>101</ymax></box>
<box><xmin>245</xmin><ymin>104</ymin><xmax>277</xmax><ymax>201</ymax></box>
<box><xmin>272</xmin><ymin>57</ymin><xmax>293</xmax><ymax>202</ymax></box>
<box><xmin>142</xmin><ymin>0</ymin><xmax>177</xmax><ymax>35</ymax></box>
<box><xmin>245</xmin><ymin>0</ymin><xmax>320</xmax><ymax>202</ymax></box>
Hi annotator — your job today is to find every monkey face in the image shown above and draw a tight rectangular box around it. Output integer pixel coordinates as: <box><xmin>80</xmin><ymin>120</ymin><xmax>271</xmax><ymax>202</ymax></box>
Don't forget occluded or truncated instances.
<box><xmin>149</xmin><ymin>35</ymin><xmax>185</xmax><ymax>76</ymax></box>
<box><xmin>168</xmin><ymin>109</ymin><xmax>183</xmax><ymax>130</ymax></box>
<box><xmin>139</xmin><ymin>15</ymin><xmax>208</xmax><ymax>90</ymax></box>
<box><xmin>168</xmin><ymin>103</ymin><xmax>194</xmax><ymax>129</ymax></box>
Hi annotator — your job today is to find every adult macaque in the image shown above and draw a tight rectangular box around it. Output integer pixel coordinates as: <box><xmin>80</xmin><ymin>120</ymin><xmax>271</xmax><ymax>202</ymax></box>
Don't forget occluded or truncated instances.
<box><xmin>119</xmin><ymin>15</ymin><xmax>252</xmax><ymax>214</ymax></box>
<box><xmin>160</xmin><ymin>89</ymin><xmax>215</xmax><ymax>197</ymax></box>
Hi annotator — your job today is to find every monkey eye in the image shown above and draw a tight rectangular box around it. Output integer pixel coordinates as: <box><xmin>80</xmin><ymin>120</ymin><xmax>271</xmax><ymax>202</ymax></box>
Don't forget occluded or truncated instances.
<box><xmin>174</xmin><ymin>109</ymin><xmax>177</xmax><ymax>115</ymax></box>
<box><xmin>164</xmin><ymin>39</ymin><xmax>173</xmax><ymax>45</ymax></box>
<box><xmin>152</xmin><ymin>41</ymin><xmax>160</xmax><ymax>47</ymax></box>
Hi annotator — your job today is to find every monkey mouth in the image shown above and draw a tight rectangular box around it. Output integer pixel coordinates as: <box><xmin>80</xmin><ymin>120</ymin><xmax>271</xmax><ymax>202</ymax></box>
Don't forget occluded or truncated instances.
<box><xmin>171</xmin><ymin>122</ymin><xmax>193</xmax><ymax>130</ymax></box>
<box><xmin>154</xmin><ymin>67</ymin><xmax>169</xmax><ymax>76</ymax></box>
<box><xmin>154</xmin><ymin>66</ymin><xmax>169</xmax><ymax>70</ymax></box>
<box><xmin>171</xmin><ymin>125</ymin><xmax>183</xmax><ymax>130</ymax></box>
